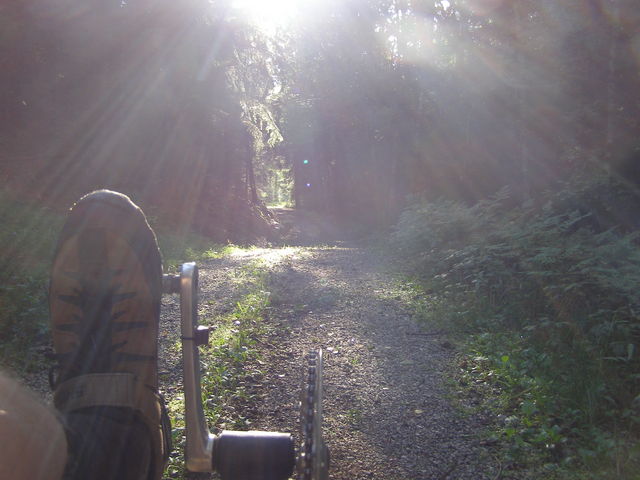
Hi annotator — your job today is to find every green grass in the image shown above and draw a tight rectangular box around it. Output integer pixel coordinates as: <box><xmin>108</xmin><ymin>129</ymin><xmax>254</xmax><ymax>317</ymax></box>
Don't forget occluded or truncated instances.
<box><xmin>0</xmin><ymin>189</ymin><xmax>64</xmax><ymax>371</ymax></box>
<box><xmin>163</xmin><ymin>257</ymin><xmax>274</xmax><ymax>479</ymax></box>
<box><xmin>346</xmin><ymin>408</ymin><xmax>363</xmax><ymax>428</ymax></box>
<box><xmin>266</xmin><ymin>201</ymin><xmax>293</xmax><ymax>208</ymax></box>
<box><xmin>155</xmin><ymin>227</ymin><xmax>236</xmax><ymax>271</ymax></box>
<box><xmin>403</xmin><ymin>279</ymin><xmax>640</xmax><ymax>479</ymax></box>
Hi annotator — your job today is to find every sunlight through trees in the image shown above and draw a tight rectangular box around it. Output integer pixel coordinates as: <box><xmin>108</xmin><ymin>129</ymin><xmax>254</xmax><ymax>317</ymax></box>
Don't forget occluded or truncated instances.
<box><xmin>1</xmin><ymin>1</ymin><xmax>640</xmax><ymax>476</ymax></box>
<box><xmin>3</xmin><ymin>0</ymin><xmax>637</xmax><ymax>231</ymax></box>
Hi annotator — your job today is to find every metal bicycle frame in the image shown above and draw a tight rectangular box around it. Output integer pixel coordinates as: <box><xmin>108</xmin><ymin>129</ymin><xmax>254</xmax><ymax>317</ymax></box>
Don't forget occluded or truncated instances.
<box><xmin>165</xmin><ymin>262</ymin><xmax>296</xmax><ymax>479</ymax></box>
<box><xmin>178</xmin><ymin>262</ymin><xmax>215</xmax><ymax>472</ymax></box>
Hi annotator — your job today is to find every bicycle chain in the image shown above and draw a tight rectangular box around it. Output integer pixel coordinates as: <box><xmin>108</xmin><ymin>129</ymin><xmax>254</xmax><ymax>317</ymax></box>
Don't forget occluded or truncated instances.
<box><xmin>299</xmin><ymin>350</ymin><xmax>329</xmax><ymax>480</ymax></box>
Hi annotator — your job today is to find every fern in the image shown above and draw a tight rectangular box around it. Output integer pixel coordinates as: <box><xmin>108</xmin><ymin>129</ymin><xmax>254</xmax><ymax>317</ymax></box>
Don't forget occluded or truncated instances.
<box><xmin>391</xmin><ymin>174</ymin><xmax>640</xmax><ymax>473</ymax></box>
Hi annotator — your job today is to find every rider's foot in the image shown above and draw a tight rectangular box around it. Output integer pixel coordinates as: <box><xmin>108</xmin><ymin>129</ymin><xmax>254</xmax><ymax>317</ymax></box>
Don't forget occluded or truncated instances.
<box><xmin>49</xmin><ymin>190</ymin><xmax>170</xmax><ymax>480</ymax></box>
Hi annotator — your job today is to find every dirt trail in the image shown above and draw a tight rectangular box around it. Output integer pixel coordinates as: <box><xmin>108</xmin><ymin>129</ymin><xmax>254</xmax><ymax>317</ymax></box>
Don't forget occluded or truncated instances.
<box><xmin>159</xmin><ymin>210</ymin><xmax>498</xmax><ymax>480</ymax></box>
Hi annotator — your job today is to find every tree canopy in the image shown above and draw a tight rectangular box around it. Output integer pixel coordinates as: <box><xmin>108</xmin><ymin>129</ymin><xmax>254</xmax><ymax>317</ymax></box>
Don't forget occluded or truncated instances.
<box><xmin>1</xmin><ymin>0</ymin><xmax>638</xmax><ymax>232</ymax></box>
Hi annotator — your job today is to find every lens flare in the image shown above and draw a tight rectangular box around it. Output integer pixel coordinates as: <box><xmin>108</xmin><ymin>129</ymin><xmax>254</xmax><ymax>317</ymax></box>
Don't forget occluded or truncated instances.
<box><xmin>232</xmin><ymin>0</ymin><xmax>298</xmax><ymax>34</ymax></box>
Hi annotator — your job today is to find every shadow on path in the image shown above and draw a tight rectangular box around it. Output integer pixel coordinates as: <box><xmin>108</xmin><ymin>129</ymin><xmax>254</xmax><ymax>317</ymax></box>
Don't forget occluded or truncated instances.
<box><xmin>236</xmin><ymin>245</ymin><xmax>497</xmax><ymax>480</ymax></box>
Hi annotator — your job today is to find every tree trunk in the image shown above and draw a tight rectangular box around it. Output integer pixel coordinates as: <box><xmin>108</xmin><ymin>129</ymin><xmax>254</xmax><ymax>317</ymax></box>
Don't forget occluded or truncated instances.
<box><xmin>246</xmin><ymin>155</ymin><xmax>259</xmax><ymax>204</ymax></box>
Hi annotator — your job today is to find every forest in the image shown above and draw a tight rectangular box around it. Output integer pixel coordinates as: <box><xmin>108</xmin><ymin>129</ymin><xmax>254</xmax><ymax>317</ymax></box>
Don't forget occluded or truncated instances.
<box><xmin>1</xmin><ymin>0</ymin><xmax>640</xmax><ymax>478</ymax></box>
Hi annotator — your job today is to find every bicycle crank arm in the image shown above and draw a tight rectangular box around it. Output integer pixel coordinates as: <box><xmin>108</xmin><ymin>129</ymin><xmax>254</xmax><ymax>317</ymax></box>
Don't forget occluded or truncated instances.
<box><xmin>164</xmin><ymin>262</ymin><xmax>214</xmax><ymax>472</ymax></box>
<box><xmin>163</xmin><ymin>263</ymin><xmax>295</xmax><ymax>479</ymax></box>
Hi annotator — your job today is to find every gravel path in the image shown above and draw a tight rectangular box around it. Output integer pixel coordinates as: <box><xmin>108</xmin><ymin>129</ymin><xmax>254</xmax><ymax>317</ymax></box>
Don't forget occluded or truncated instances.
<box><xmin>16</xmin><ymin>209</ymin><xmax>498</xmax><ymax>479</ymax></box>
<box><xmin>158</xmin><ymin>210</ymin><xmax>498</xmax><ymax>480</ymax></box>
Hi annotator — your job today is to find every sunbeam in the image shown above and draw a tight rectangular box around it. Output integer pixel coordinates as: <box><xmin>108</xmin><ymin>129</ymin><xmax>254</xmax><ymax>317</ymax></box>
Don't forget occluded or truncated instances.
<box><xmin>231</xmin><ymin>0</ymin><xmax>299</xmax><ymax>34</ymax></box>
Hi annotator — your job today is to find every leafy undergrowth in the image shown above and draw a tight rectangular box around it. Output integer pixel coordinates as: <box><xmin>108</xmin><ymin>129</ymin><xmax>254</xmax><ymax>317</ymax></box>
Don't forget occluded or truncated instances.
<box><xmin>0</xmin><ymin>189</ymin><xmax>64</xmax><ymax>372</ymax></box>
<box><xmin>452</xmin><ymin>333</ymin><xmax>640</xmax><ymax>479</ymax></box>
<box><xmin>392</xmin><ymin>175</ymin><xmax>640</xmax><ymax>479</ymax></box>
<box><xmin>163</xmin><ymin>257</ymin><xmax>274</xmax><ymax>479</ymax></box>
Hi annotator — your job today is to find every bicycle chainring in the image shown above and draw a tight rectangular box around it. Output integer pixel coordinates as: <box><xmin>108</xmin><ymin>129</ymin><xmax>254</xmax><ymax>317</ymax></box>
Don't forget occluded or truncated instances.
<box><xmin>298</xmin><ymin>350</ymin><xmax>329</xmax><ymax>480</ymax></box>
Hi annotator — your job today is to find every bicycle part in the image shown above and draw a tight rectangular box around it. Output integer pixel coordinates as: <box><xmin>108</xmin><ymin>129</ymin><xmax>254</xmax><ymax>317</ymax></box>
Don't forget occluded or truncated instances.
<box><xmin>213</xmin><ymin>431</ymin><xmax>295</xmax><ymax>480</ymax></box>
<box><xmin>299</xmin><ymin>350</ymin><xmax>329</xmax><ymax>480</ymax></box>
<box><xmin>178</xmin><ymin>262</ymin><xmax>215</xmax><ymax>472</ymax></box>
<box><xmin>164</xmin><ymin>263</ymin><xmax>296</xmax><ymax>479</ymax></box>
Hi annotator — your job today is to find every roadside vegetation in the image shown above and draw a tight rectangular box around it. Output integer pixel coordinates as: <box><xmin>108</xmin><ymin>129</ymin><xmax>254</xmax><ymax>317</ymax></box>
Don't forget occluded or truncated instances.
<box><xmin>391</xmin><ymin>174</ymin><xmax>640</xmax><ymax>479</ymax></box>
<box><xmin>163</xmin><ymin>255</ymin><xmax>281</xmax><ymax>479</ymax></box>
<box><xmin>0</xmin><ymin>189</ymin><xmax>63</xmax><ymax>371</ymax></box>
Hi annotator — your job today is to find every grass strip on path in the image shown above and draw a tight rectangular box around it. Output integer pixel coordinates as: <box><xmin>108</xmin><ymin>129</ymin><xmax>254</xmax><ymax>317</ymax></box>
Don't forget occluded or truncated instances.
<box><xmin>163</xmin><ymin>251</ymin><xmax>299</xmax><ymax>479</ymax></box>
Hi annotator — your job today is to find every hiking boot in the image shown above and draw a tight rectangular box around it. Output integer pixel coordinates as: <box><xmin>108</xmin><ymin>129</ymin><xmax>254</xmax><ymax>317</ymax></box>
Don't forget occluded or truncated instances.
<box><xmin>49</xmin><ymin>190</ymin><xmax>170</xmax><ymax>480</ymax></box>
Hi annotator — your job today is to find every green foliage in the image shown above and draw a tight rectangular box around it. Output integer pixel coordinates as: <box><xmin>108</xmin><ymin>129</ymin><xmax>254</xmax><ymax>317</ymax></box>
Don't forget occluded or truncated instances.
<box><xmin>0</xmin><ymin>274</ymin><xmax>51</xmax><ymax>371</ymax></box>
<box><xmin>258</xmin><ymin>166</ymin><xmax>294</xmax><ymax>207</ymax></box>
<box><xmin>154</xmin><ymin>226</ymin><xmax>232</xmax><ymax>271</ymax></box>
<box><xmin>0</xmin><ymin>190</ymin><xmax>64</xmax><ymax>371</ymax></box>
<box><xmin>163</xmin><ymin>257</ymin><xmax>273</xmax><ymax>479</ymax></box>
<box><xmin>393</xmin><ymin>176</ymin><xmax>640</xmax><ymax>477</ymax></box>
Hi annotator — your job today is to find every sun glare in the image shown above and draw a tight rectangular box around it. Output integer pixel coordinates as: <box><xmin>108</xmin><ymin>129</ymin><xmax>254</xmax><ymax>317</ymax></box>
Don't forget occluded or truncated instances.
<box><xmin>232</xmin><ymin>0</ymin><xmax>298</xmax><ymax>34</ymax></box>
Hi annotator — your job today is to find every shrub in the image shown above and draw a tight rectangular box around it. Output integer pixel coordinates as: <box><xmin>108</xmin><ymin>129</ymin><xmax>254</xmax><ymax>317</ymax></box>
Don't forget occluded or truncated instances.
<box><xmin>392</xmin><ymin>175</ymin><xmax>640</xmax><ymax>474</ymax></box>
